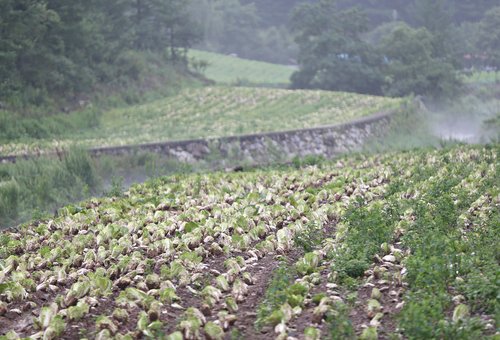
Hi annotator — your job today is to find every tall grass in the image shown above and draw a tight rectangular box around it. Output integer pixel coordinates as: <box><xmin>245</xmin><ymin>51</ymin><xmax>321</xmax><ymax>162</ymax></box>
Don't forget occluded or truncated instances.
<box><xmin>0</xmin><ymin>150</ymin><xmax>205</xmax><ymax>229</ymax></box>
<box><xmin>0</xmin><ymin>180</ymin><xmax>20</xmax><ymax>223</ymax></box>
<box><xmin>0</xmin><ymin>108</ymin><xmax>101</xmax><ymax>143</ymax></box>
<box><xmin>0</xmin><ymin>148</ymin><xmax>98</xmax><ymax>227</ymax></box>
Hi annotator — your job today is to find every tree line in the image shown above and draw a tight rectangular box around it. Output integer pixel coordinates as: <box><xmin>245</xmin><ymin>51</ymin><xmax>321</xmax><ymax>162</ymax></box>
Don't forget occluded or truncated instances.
<box><xmin>290</xmin><ymin>0</ymin><xmax>500</xmax><ymax>97</ymax></box>
<box><xmin>193</xmin><ymin>0</ymin><xmax>499</xmax><ymax>96</ymax></box>
<box><xmin>1</xmin><ymin>0</ymin><xmax>498</xmax><ymax>107</ymax></box>
<box><xmin>0</xmin><ymin>0</ymin><xmax>200</xmax><ymax>107</ymax></box>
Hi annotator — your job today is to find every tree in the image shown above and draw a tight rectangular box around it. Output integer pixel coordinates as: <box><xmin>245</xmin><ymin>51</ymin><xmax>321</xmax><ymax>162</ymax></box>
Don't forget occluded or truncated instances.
<box><xmin>0</xmin><ymin>0</ymin><xmax>201</xmax><ymax>106</ymax></box>
<box><xmin>477</xmin><ymin>6</ymin><xmax>500</xmax><ymax>75</ymax></box>
<box><xmin>44</xmin><ymin>0</ymin><xmax>108</xmax><ymax>93</ymax></box>
<box><xmin>290</xmin><ymin>0</ymin><xmax>384</xmax><ymax>95</ymax></box>
<box><xmin>413</xmin><ymin>0</ymin><xmax>452</xmax><ymax>34</ymax></box>
<box><xmin>411</xmin><ymin>0</ymin><xmax>454</xmax><ymax>62</ymax></box>
<box><xmin>0</xmin><ymin>0</ymin><xmax>64</xmax><ymax>100</ymax></box>
<box><xmin>120</xmin><ymin>0</ymin><xmax>200</xmax><ymax>56</ymax></box>
<box><xmin>240</xmin><ymin>0</ymin><xmax>304</xmax><ymax>28</ymax></box>
<box><xmin>380</xmin><ymin>24</ymin><xmax>460</xmax><ymax>98</ymax></box>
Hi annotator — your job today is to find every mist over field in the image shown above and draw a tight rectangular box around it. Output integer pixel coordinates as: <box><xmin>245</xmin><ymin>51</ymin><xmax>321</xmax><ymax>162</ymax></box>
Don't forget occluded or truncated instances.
<box><xmin>429</xmin><ymin>90</ymin><xmax>500</xmax><ymax>143</ymax></box>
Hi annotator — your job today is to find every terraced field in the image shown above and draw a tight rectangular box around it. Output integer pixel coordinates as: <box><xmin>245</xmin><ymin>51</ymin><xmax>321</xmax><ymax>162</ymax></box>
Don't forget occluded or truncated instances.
<box><xmin>188</xmin><ymin>50</ymin><xmax>295</xmax><ymax>85</ymax></box>
<box><xmin>0</xmin><ymin>145</ymin><xmax>498</xmax><ymax>339</ymax></box>
<box><xmin>0</xmin><ymin>87</ymin><xmax>401</xmax><ymax>157</ymax></box>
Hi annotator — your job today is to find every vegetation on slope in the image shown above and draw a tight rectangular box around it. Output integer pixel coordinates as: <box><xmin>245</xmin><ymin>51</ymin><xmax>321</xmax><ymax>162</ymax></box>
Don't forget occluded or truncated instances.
<box><xmin>189</xmin><ymin>50</ymin><xmax>294</xmax><ymax>86</ymax></box>
<box><xmin>0</xmin><ymin>149</ymin><xmax>99</xmax><ymax>227</ymax></box>
<box><xmin>0</xmin><ymin>1</ymin><xmax>200</xmax><ymax>111</ymax></box>
<box><xmin>0</xmin><ymin>144</ymin><xmax>497</xmax><ymax>339</ymax></box>
<box><xmin>0</xmin><ymin>87</ymin><xmax>401</xmax><ymax>157</ymax></box>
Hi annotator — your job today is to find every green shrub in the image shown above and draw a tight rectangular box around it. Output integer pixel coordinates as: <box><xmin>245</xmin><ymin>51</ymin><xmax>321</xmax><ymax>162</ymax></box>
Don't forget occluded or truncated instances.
<box><xmin>325</xmin><ymin>302</ymin><xmax>355</xmax><ymax>340</ymax></box>
<box><xmin>292</xmin><ymin>155</ymin><xmax>325</xmax><ymax>168</ymax></box>
<box><xmin>342</xmin><ymin>259</ymin><xmax>369</xmax><ymax>279</ymax></box>
<box><xmin>399</xmin><ymin>294</ymin><xmax>448</xmax><ymax>339</ymax></box>
<box><xmin>64</xmin><ymin>148</ymin><xmax>98</xmax><ymax>188</ymax></box>
<box><xmin>293</xmin><ymin>224</ymin><xmax>324</xmax><ymax>252</ymax></box>
<box><xmin>0</xmin><ymin>108</ymin><xmax>101</xmax><ymax>143</ymax></box>
<box><xmin>255</xmin><ymin>264</ymin><xmax>296</xmax><ymax>330</ymax></box>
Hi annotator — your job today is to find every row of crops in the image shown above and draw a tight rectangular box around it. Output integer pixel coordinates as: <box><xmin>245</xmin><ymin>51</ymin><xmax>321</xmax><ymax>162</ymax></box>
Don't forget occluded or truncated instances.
<box><xmin>0</xmin><ymin>144</ymin><xmax>498</xmax><ymax>339</ymax></box>
<box><xmin>0</xmin><ymin>87</ymin><xmax>401</xmax><ymax>158</ymax></box>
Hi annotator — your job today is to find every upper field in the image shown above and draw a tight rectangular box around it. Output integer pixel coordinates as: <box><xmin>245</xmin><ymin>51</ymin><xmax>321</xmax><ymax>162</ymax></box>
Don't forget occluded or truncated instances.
<box><xmin>464</xmin><ymin>71</ymin><xmax>499</xmax><ymax>84</ymax></box>
<box><xmin>188</xmin><ymin>50</ymin><xmax>295</xmax><ymax>85</ymax></box>
<box><xmin>0</xmin><ymin>87</ymin><xmax>401</xmax><ymax>157</ymax></box>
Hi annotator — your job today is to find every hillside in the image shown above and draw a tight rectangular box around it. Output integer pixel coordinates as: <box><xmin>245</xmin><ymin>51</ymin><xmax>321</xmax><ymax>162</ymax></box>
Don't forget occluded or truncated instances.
<box><xmin>0</xmin><ymin>87</ymin><xmax>401</xmax><ymax>157</ymax></box>
<box><xmin>188</xmin><ymin>50</ymin><xmax>295</xmax><ymax>85</ymax></box>
<box><xmin>0</xmin><ymin>144</ymin><xmax>497</xmax><ymax>339</ymax></box>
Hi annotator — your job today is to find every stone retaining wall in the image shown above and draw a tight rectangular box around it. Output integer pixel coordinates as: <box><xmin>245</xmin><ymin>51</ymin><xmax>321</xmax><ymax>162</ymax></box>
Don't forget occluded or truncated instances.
<box><xmin>0</xmin><ymin>111</ymin><xmax>394</xmax><ymax>164</ymax></box>
<box><xmin>88</xmin><ymin>111</ymin><xmax>393</xmax><ymax>164</ymax></box>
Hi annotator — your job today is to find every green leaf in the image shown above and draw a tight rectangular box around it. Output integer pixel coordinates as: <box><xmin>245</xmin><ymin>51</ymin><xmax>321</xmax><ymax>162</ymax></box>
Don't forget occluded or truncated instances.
<box><xmin>185</xmin><ymin>222</ymin><xmax>199</xmax><ymax>233</ymax></box>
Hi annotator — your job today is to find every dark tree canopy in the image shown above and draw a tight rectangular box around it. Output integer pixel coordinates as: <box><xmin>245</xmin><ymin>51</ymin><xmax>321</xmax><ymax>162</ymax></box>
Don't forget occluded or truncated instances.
<box><xmin>243</xmin><ymin>0</ymin><xmax>499</xmax><ymax>29</ymax></box>
<box><xmin>1</xmin><ymin>0</ymin><xmax>498</xmax><ymax>106</ymax></box>
<box><xmin>290</xmin><ymin>0</ymin><xmax>463</xmax><ymax>97</ymax></box>
<box><xmin>290</xmin><ymin>0</ymin><xmax>384</xmax><ymax>95</ymax></box>
<box><xmin>477</xmin><ymin>6</ymin><xmax>500</xmax><ymax>70</ymax></box>
<box><xmin>0</xmin><ymin>0</ymin><xmax>200</xmax><ymax>105</ymax></box>
<box><xmin>381</xmin><ymin>24</ymin><xmax>460</xmax><ymax>98</ymax></box>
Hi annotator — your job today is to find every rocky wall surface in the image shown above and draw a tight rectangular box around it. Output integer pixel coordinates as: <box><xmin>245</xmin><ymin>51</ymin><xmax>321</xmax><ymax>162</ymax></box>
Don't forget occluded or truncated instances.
<box><xmin>88</xmin><ymin>111</ymin><xmax>393</xmax><ymax>163</ymax></box>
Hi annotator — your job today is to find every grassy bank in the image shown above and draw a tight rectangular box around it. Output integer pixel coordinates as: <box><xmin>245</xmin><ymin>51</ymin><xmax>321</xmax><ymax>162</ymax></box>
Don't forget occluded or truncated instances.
<box><xmin>0</xmin><ymin>149</ymin><xmax>99</xmax><ymax>228</ymax></box>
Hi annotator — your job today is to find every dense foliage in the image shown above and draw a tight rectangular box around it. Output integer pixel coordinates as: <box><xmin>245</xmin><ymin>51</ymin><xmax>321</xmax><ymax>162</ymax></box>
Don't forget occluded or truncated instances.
<box><xmin>247</xmin><ymin>0</ymin><xmax>500</xmax><ymax>28</ymax></box>
<box><xmin>290</xmin><ymin>1</ymin><xmax>385</xmax><ymax>95</ymax></box>
<box><xmin>286</xmin><ymin>0</ymin><xmax>500</xmax><ymax>98</ymax></box>
<box><xmin>290</xmin><ymin>0</ymin><xmax>467</xmax><ymax>97</ymax></box>
<box><xmin>230</xmin><ymin>0</ymin><xmax>500</xmax><ymax>68</ymax></box>
<box><xmin>1</xmin><ymin>0</ymin><xmax>497</xmax><ymax>107</ymax></box>
<box><xmin>477</xmin><ymin>7</ymin><xmax>500</xmax><ymax>72</ymax></box>
<box><xmin>0</xmin><ymin>0</ymin><xmax>200</xmax><ymax>109</ymax></box>
<box><xmin>380</xmin><ymin>24</ymin><xmax>460</xmax><ymax>97</ymax></box>
<box><xmin>0</xmin><ymin>145</ymin><xmax>497</xmax><ymax>339</ymax></box>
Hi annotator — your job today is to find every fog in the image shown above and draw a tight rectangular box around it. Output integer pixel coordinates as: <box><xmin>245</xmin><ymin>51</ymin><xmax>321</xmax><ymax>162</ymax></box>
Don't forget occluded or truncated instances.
<box><xmin>433</xmin><ymin>114</ymin><xmax>483</xmax><ymax>143</ymax></box>
<box><xmin>428</xmin><ymin>87</ymin><xmax>500</xmax><ymax>144</ymax></box>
